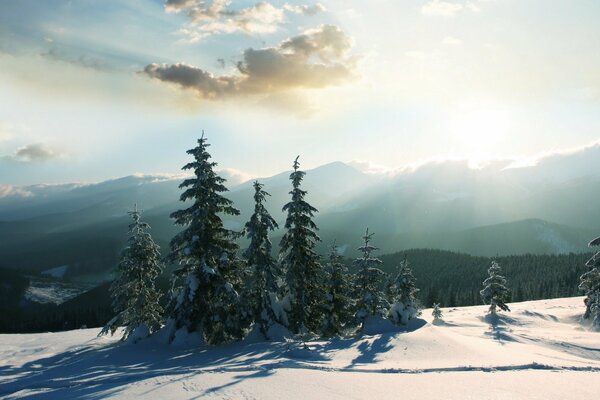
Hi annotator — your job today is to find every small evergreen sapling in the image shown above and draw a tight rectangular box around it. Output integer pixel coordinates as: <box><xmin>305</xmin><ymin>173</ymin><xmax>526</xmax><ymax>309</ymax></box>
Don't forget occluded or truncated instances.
<box><xmin>432</xmin><ymin>303</ymin><xmax>443</xmax><ymax>321</ymax></box>
<box><xmin>244</xmin><ymin>181</ymin><xmax>286</xmax><ymax>339</ymax></box>
<box><xmin>388</xmin><ymin>259</ymin><xmax>421</xmax><ymax>325</ymax></box>
<box><xmin>353</xmin><ymin>228</ymin><xmax>387</xmax><ymax>323</ymax></box>
<box><xmin>579</xmin><ymin>236</ymin><xmax>600</xmax><ymax>327</ymax></box>
<box><xmin>480</xmin><ymin>260</ymin><xmax>510</xmax><ymax>315</ymax></box>
<box><xmin>100</xmin><ymin>205</ymin><xmax>164</xmax><ymax>341</ymax></box>
<box><xmin>167</xmin><ymin>133</ymin><xmax>245</xmax><ymax>345</ymax></box>
<box><xmin>279</xmin><ymin>156</ymin><xmax>325</xmax><ymax>335</ymax></box>
<box><xmin>321</xmin><ymin>242</ymin><xmax>354</xmax><ymax>337</ymax></box>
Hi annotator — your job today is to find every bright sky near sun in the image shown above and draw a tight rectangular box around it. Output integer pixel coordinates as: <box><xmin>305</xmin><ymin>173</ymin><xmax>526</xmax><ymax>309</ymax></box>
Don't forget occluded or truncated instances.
<box><xmin>1</xmin><ymin>0</ymin><xmax>599</xmax><ymax>185</ymax></box>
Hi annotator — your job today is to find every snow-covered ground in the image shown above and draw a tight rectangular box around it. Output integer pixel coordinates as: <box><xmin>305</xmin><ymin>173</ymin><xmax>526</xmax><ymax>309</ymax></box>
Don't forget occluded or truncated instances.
<box><xmin>24</xmin><ymin>279</ymin><xmax>94</xmax><ymax>305</ymax></box>
<box><xmin>1</xmin><ymin>297</ymin><xmax>599</xmax><ymax>399</ymax></box>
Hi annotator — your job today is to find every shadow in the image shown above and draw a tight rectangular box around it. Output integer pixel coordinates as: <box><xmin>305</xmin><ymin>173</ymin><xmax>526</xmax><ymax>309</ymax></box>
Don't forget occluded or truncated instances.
<box><xmin>350</xmin><ymin>334</ymin><xmax>394</xmax><ymax>366</ymax></box>
<box><xmin>1</xmin><ymin>318</ymin><xmax>430</xmax><ymax>398</ymax></box>
<box><xmin>431</xmin><ymin>319</ymin><xmax>459</xmax><ymax>327</ymax></box>
<box><xmin>480</xmin><ymin>314</ymin><xmax>517</xmax><ymax>344</ymax></box>
<box><xmin>520</xmin><ymin>310</ymin><xmax>559</xmax><ymax>322</ymax></box>
<box><xmin>0</xmin><ymin>337</ymin><xmax>292</xmax><ymax>399</ymax></box>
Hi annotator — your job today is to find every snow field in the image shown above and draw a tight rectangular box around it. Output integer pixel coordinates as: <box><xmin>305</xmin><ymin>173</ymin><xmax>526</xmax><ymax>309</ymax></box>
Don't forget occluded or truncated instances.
<box><xmin>1</xmin><ymin>296</ymin><xmax>599</xmax><ymax>399</ymax></box>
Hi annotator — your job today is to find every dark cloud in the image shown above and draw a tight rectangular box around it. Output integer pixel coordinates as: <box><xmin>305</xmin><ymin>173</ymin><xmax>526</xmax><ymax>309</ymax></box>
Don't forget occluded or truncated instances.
<box><xmin>143</xmin><ymin>25</ymin><xmax>355</xmax><ymax>100</ymax></box>
<box><xmin>13</xmin><ymin>143</ymin><xmax>65</xmax><ymax>163</ymax></box>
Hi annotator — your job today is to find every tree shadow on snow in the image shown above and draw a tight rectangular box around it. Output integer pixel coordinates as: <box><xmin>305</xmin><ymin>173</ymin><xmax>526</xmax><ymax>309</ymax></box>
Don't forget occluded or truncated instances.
<box><xmin>480</xmin><ymin>314</ymin><xmax>518</xmax><ymax>344</ymax></box>
<box><xmin>0</xmin><ymin>319</ymin><xmax>429</xmax><ymax>399</ymax></box>
<box><xmin>0</xmin><ymin>338</ymin><xmax>295</xmax><ymax>399</ymax></box>
<box><xmin>348</xmin><ymin>318</ymin><xmax>427</xmax><ymax>367</ymax></box>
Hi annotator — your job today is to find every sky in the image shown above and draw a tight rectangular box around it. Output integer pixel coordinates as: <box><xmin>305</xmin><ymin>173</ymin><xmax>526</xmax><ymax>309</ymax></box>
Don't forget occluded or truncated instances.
<box><xmin>0</xmin><ymin>0</ymin><xmax>599</xmax><ymax>185</ymax></box>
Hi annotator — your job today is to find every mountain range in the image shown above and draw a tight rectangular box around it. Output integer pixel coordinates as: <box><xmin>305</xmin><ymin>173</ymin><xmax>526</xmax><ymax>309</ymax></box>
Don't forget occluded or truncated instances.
<box><xmin>2</xmin><ymin>142</ymin><xmax>600</xmax><ymax>279</ymax></box>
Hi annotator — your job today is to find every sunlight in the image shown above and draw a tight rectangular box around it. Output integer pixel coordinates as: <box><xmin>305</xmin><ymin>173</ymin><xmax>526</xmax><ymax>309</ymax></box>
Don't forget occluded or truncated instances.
<box><xmin>449</xmin><ymin>104</ymin><xmax>511</xmax><ymax>161</ymax></box>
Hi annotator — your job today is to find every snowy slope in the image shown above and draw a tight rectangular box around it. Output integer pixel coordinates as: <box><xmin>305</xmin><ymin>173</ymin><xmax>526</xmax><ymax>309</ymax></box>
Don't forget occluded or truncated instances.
<box><xmin>1</xmin><ymin>297</ymin><xmax>599</xmax><ymax>399</ymax></box>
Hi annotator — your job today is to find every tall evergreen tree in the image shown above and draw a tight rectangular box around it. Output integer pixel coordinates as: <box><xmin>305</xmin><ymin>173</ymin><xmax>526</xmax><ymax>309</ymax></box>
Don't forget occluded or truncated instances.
<box><xmin>353</xmin><ymin>228</ymin><xmax>387</xmax><ymax>322</ymax></box>
<box><xmin>244</xmin><ymin>181</ymin><xmax>285</xmax><ymax>339</ymax></box>
<box><xmin>100</xmin><ymin>205</ymin><xmax>163</xmax><ymax>341</ymax></box>
<box><xmin>579</xmin><ymin>236</ymin><xmax>600</xmax><ymax>327</ymax></box>
<box><xmin>480</xmin><ymin>261</ymin><xmax>510</xmax><ymax>315</ymax></box>
<box><xmin>388</xmin><ymin>259</ymin><xmax>421</xmax><ymax>325</ymax></box>
<box><xmin>279</xmin><ymin>156</ymin><xmax>324</xmax><ymax>335</ymax></box>
<box><xmin>321</xmin><ymin>242</ymin><xmax>354</xmax><ymax>337</ymax></box>
<box><xmin>167</xmin><ymin>133</ymin><xmax>244</xmax><ymax>345</ymax></box>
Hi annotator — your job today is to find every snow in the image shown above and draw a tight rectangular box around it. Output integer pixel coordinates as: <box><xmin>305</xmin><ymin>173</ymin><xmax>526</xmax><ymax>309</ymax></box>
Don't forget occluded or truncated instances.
<box><xmin>41</xmin><ymin>266</ymin><xmax>69</xmax><ymax>279</ymax></box>
<box><xmin>534</xmin><ymin>221</ymin><xmax>577</xmax><ymax>254</ymax></box>
<box><xmin>24</xmin><ymin>280</ymin><xmax>93</xmax><ymax>305</ymax></box>
<box><xmin>2</xmin><ymin>297</ymin><xmax>600</xmax><ymax>399</ymax></box>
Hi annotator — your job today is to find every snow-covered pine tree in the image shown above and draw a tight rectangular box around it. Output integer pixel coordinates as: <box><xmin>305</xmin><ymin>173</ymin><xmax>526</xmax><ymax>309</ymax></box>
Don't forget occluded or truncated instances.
<box><xmin>100</xmin><ymin>205</ymin><xmax>163</xmax><ymax>341</ymax></box>
<box><xmin>388</xmin><ymin>258</ymin><xmax>421</xmax><ymax>325</ymax></box>
<box><xmin>480</xmin><ymin>260</ymin><xmax>511</xmax><ymax>315</ymax></box>
<box><xmin>321</xmin><ymin>242</ymin><xmax>354</xmax><ymax>337</ymax></box>
<box><xmin>167</xmin><ymin>133</ymin><xmax>245</xmax><ymax>345</ymax></box>
<box><xmin>432</xmin><ymin>303</ymin><xmax>443</xmax><ymax>321</ymax></box>
<box><xmin>244</xmin><ymin>181</ymin><xmax>286</xmax><ymax>339</ymax></box>
<box><xmin>279</xmin><ymin>156</ymin><xmax>324</xmax><ymax>335</ymax></box>
<box><xmin>579</xmin><ymin>236</ymin><xmax>600</xmax><ymax>327</ymax></box>
<box><xmin>353</xmin><ymin>228</ymin><xmax>387</xmax><ymax>323</ymax></box>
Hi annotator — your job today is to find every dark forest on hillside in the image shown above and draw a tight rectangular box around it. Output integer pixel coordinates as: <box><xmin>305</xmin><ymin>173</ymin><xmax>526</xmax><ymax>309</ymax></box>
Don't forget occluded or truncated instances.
<box><xmin>0</xmin><ymin>250</ymin><xmax>590</xmax><ymax>333</ymax></box>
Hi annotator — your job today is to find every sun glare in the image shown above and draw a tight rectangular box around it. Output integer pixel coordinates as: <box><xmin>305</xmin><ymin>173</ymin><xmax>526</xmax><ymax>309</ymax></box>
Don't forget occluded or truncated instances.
<box><xmin>449</xmin><ymin>104</ymin><xmax>511</xmax><ymax>162</ymax></box>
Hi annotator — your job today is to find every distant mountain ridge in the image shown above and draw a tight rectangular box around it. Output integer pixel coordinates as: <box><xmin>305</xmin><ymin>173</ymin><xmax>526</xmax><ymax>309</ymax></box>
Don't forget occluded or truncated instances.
<box><xmin>1</xmin><ymin>143</ymin><xmax>600</xmax><ymax>277</ymax></box>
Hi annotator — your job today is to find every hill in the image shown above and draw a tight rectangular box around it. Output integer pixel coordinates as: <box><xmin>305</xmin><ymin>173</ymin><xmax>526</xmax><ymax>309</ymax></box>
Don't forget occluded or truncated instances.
<box><xmin>1</xmin><ymin>297</ymin><xmax>598</xmax><ymax>399</ymax></box>
<box><xmin>0</xmin><ymin>249</ymin><xmax>590</xmax><ymax>333</ymax></box>
<box><xmin>2</xmin><ymin>145</ymin><xmax>600</xmax><ymax>278</ymax></box>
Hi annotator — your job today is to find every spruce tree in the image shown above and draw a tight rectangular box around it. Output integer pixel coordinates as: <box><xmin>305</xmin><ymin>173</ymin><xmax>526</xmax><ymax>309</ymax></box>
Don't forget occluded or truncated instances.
<box><xmin>388</xmin><ymin>259</ymin><xmax>421</xmax><ymax>325</ymax></box>
<box><xmin>279</xmin><ymin>156</ymin><xmax>324</xmax><ymax>335</ymax></box>
<box><xmin>579</xmin><ymin>236</ymin><xmax>600</xmax><ymax>327</ymax></box>
<box><xmin>480</xmin><ymin>260</ymin><xmax>510</xmax><ymax>315</ymax></box>
<box><xmin>244</xmin><ymin>181</ymin><xmax>284</xmax><ymax>339</ymax></box>
<box><xmin>353</xmin><ymin>228</ymin><xmax>387</xmax><ymax>323</ymax></box>
<box><xmin>167</xmin><ymin>133</ymin><xmax>244</xmax><ymax>345</ymax></box>
<box><xmin>321</xmin><ymin>242</ymin><xmax>354</xmax><ymax>337</ymax></box>
<box><xmin>100</xmin><ymin>205</ymin><xmax>163</xmax><ymax>341</ymax></box>
<box><xmin>432</xmin><ymin>303</ymin><xmax>443</xmax><ymax>321</ymax></box>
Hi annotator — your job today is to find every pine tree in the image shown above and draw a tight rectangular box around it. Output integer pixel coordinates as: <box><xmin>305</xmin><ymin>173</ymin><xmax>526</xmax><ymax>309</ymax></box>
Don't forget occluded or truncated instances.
<box><xmin>167</xmin><ymin>133</ymin><xmax>245</xmax><ymax>345</ymax></box>
<box><xmin>321</xmin><ymin>242</ymin><xmax>354</xmax><ymax>337</ymax></box>
<box><xmin>480</xmin><ymin>260</ymin><xmax>510</xmax><ymax>315</ymax></box>
<box><xmin>279</xmin><ymin>156</ymin><xmax>324</xmax><ymax>335</ymax></box>
<box><xmin>432</xmin><ymin>303</ymin><xmax>443</xmax><ymax>321</ymax></box>
<box><xmin>100</xmin><ymin>205</ymin><xmax>163</xmax><ymax>341</ymax></box>
<box><xmin>388</xmin><ymin>259</ymin><xmax>421</xmax><ymax>325</ymax></box>
<box><xmin>353</xmin><ymin>228</ymin><xmax>387</xmax><ymax>323</ymax></box>
<box><xmin>579</xmin><ymin>236</ymin><xmax>600</xmax><ymax>327</ymax></box>
<box><xmin>244</xmin><ymin>181</ymin><xmax>285</xmax><ymax>339</ymax></box>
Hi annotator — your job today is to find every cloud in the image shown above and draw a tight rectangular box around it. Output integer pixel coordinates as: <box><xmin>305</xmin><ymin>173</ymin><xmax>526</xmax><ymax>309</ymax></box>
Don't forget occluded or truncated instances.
<box><xmin>284</xmin><ymin>3</ymin><xmax>326</xmax><ymax>16</ymax></box>
<box><xmin>0</xmin><ymin>185</ymin><xmax>33</xmax><ymax>199</ymax></box>
<box><xmin>165</xmin><ymin>1</ymin><xmax>326</xmax><ymax>41</ymax></box>
<box><xmin>11</xmin><ymin>143</ymin><xmax>66</xmax><ymax>163</ymax></box>
<box><xmin>41</xmin><ymin>48</ymin><xmax>114</xmax><ymax>71</ymax></box>
<box><xmin>217</xmin><ymin>167</ymin><xmax>254</xmax><ymax>185</ymax></box>
<box><xmin>165</xmin><ymin>0</ymin><xmax>285</xmax><ymax>40</ymax></box>
<box><xmin>143</xmin><ymin>24</ymin><xmax>356</xmax><ymax>100</ymax></box>
<box><xmin>421</xmin><ymin>0</ymin><xmax>463</xmax><ymax>17</ymax></box>
<box><xmin>421</xmin><ymin>0</ymin><xmax>488</xmax><ymax>17</ymax></box>
<box><xmin>348</xmin><ymin>160</ymin><xmax>393</xmax><ymax>175</ymax></box>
